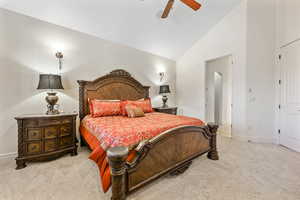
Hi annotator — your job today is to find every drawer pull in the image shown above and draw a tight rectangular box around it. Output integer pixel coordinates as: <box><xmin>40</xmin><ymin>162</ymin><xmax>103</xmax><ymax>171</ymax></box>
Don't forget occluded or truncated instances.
<box><xmin>46</xmin><ymin>131</ymin><xmax>54</xmax><ymax>135</ymax></box>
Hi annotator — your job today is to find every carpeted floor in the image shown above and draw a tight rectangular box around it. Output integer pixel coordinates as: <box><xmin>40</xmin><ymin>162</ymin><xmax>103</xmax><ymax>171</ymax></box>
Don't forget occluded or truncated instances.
<box><xmin>0</xmin><ymin>136</ymin><xmax>300</xmax><ymax>200</ymax></box>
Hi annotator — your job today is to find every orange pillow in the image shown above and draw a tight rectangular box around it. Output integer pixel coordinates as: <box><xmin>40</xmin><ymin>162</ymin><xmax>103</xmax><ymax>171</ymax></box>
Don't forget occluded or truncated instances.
<box><xmin>121</xmin><ymin>99</ymin><xmax>153</xmax><ymax>115</ymax></box>
<box><xmin>125</xmin><ymin>105</ymin><xmax>145</xmax><ymax>118</ymax></box>
<box><xmin>89</xmin><ymin>100</ymin><xmax>121</xmax><ymax>117</ymax></box>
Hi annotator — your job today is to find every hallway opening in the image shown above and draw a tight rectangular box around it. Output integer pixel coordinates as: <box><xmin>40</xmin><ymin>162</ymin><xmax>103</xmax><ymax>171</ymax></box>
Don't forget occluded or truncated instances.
<box><xmin>205</xmin><ymin>55</ymin><xmax>233</xmax><ymax>137</ymax></box>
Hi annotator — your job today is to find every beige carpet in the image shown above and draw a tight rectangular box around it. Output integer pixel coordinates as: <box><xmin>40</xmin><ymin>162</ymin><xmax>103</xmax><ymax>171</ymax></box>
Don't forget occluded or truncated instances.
<box><xmin>218</xmin><ymin>124</ymin><xmax>232</xmax><ymax>138</ymax></box>
<box><xmin>0</xmin><ymin>136</ymin><xmax>300</xmax><ymax>200</ymax></box>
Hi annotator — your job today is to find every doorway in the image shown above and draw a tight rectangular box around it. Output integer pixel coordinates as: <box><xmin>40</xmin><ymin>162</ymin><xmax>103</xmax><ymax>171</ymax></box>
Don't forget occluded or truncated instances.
<box><xmin>214</xmin><ymin>72</ymin><xmax>223</xmax><ymax>125</ymax></box>
<box><xmin>205</xmin><ymin>55</ymin><xmax>233</xmax><ymax>137</ymax></box>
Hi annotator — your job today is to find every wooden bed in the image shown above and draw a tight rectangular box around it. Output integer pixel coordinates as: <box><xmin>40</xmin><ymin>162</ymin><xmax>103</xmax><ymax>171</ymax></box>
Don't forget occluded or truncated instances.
<box><xmin>78</xmin><ymin>69</ymin><xmax>219</xmax><ymax>200</ymax></box>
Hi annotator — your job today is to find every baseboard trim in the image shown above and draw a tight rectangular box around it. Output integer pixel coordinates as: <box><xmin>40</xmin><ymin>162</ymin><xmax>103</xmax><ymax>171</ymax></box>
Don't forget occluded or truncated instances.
<box><xmin>279</xmin><ymin>137</ymin><xmax>300</xmax><ymax>153</ymax></box>
<box><xmin>0</xmin><ymin>152</ymin><xmax>17</xmax><ymax>159</ymax></box>
<box><xmin>234</xmin><ymin>135</ymin><xmax>277</xmax><ymax>144</ymax></box>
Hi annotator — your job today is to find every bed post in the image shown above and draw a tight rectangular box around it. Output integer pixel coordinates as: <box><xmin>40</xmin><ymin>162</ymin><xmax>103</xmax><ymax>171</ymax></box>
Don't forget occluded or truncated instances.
<box><xmin>107</xmin><ymin>147</ymin><xmax>129</xmax><ymax>200</ymax></box>
<box><xmin>78</xmin><ymin>80</ymin><xmax>87</xmax><ymax>147</ymax></box>
<box><xmin>207</xmin><ymin>123</ymin><xmax>219</xmax><ymax>160</ymax></box>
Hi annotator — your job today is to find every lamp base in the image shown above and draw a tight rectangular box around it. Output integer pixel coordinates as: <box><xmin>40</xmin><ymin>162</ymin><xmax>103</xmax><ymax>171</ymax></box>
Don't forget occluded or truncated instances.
<box><xmin>46</xmin><ymin>106</ymin><xmax>60</xmax><ymax>115</ymax></box>
<box><xmin>45</xmin><ymin>92</ymin><xmax>60</xmax><ymax>115</ymax></box>
<box><xmin>162</xmin><ymin>95</ymin><xmax>168</xmax><ymax>108</ymax></box>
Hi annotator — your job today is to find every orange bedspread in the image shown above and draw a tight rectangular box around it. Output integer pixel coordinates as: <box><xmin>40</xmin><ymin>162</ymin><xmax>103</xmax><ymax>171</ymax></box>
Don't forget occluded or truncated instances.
<box><xmin>80</xmin><ymin>112</ymin><xmax>204</xmax><ymax>192</ymax></box>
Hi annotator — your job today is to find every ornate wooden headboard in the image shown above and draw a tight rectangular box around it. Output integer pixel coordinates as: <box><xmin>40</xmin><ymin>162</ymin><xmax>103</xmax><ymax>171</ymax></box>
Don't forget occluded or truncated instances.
<box><xmin>77</xmin><ymin>69</ymin><xmax>150</xmax><ymax>120</ymax></box>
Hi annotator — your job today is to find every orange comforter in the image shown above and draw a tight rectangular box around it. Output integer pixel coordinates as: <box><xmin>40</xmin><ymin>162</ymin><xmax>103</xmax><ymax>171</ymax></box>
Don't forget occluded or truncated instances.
<box><xmin>80</xmin><ymin>112</ymin><xmax>204</xmax><ymax>192</ymax></box>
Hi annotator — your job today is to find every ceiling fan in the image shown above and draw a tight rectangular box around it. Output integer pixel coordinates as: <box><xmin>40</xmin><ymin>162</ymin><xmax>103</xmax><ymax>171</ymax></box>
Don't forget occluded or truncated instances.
<box><xmin>161</xmin><ymin>0</ymin><xmax>202</xmax><ymax>19</ymax></box>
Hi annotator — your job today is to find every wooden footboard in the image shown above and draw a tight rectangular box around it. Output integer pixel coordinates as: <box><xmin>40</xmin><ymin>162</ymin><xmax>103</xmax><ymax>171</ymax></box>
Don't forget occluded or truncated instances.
<box><xmin>107</xmin><ymin>123</ymin><xmax>219</xmax><ymax>200</ymax></box>
<box><xmin>77</xmin><ymin>70</ymin><xmax>219</xmax><ymax>200</ymax></box>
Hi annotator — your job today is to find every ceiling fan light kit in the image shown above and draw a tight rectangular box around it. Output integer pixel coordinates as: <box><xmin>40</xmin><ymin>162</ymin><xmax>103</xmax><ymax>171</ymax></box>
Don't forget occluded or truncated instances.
<box><xmin>161</xmin><ymin>0</ymin><xmax>202</xmax><ymax>19</ymax></box>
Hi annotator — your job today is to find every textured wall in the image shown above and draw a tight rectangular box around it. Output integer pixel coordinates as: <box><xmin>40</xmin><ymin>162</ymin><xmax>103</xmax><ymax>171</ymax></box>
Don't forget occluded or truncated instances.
<box><xmin>177</xmin><ymin>1</ymin><xmax>247</xmax><ymax>139</ymax></box>
<box><xmin>0</xmin><ymin>9</ymin><xmax>176</xmax><ymax>156</ymax></box>
<box><xmin>177</xmin><ymin>0</ymin><xmax>279</xmax><ymax>143</ymax></box>
<box><xmin>246</xmin><ymin>0</ymin><xmax>277</xmax><ymax>143</ymax></box>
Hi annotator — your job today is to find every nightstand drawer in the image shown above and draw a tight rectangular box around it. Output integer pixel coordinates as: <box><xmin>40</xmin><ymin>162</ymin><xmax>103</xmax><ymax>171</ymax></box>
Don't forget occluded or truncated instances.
<box><xmin>27</xmin><ymin>128</ymin><xmax>42</xmax><ymax>141</ymax></box>
<box><xmin>61</xmin><ymin>117</ymin><xmax>72</xmax><ymax>124</ymax></box>
<box><xmin>154</xmin><ymin>107</ymin><xmax>177</xmax><ymax>115</ymax></box>
<box><xmin>161</xmin><ymin>109</ymin><xmax>176</xmax><ymax>114</ymax></box>
<box><xmin>44</xmin><ymin>140</ymin><xmax>57</xmax><ymax>152</ymax></box>
<box><xmin>168</xmin><ymin>110</ymin><xmax>177</xmax><ymax>115</ymax></box>
<box><xmin>39</xmin><ymin>118</ymin><xmax>61</xmax><ymax>126</ymax></box>
<box><xmin>60</xmin><ymin>125</ymin><xmax>72</xmax><ymax>137</ymax></box>
<box><xmin>60</xmin><ymin>136</ymin><xmax>73</xmax><ymax>147</ymax></box>
<box><xmin>24</xmin><ymin>120</ymin><xmax>39</xmax><ymax>127</ymax></box>
<box><xmin>26</xmin><ymin>142</ymin><xmax>42</xmax><ymax>154</ymax></box>
<box><xmin>44</xmin><ymin>127</ymin><xmax>58</xmax><ymax>139</ymax></box>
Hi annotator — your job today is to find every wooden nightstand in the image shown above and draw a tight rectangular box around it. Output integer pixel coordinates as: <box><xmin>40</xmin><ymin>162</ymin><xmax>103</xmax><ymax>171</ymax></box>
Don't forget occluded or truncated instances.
<box><xmin>153</xmin><ymin>107</ymin><xmax>178</xmax><ymax>115</ymax></box>
<box><xmin>15</xmin><ymin>113</ymin><xmax>78</xmax><ymax>170</ymax></box>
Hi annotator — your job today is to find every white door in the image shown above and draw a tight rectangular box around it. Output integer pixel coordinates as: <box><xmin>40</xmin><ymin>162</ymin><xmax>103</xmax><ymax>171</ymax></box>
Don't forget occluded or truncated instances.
<box><xmin>278</xmin><ymin>0</ymin><xmax>300</xmax><ymax>47</ymax></box>
<box><xmin>280</xmin><ymin>41</ymin><xmax>300</xmax><ymax>152</ymax></box>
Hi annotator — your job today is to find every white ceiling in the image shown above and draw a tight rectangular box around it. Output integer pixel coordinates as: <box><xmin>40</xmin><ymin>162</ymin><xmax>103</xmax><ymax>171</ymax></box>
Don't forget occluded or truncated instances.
<box><xmin>0</xmin><ymin>0</ymin><xmax>241</xmax><ymax>60</ymax></box>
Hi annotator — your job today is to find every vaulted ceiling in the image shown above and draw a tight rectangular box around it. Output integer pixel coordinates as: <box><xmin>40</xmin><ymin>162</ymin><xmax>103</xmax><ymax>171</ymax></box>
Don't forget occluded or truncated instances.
<box><xmin>0</xmin><ymin>0</ymin><xmax>241</xmax><ymax>60</ymax></box>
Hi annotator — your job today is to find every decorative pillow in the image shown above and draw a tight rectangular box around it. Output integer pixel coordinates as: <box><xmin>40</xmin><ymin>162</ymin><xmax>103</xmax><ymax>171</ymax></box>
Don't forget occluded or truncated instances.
<box><xmin>125</xmin><ymin>105</ymin><xmax>145</xmax><ymax>118</ymax></box>
<box><xmin>88</xmin><ymin>99</ymin><xmax>120</xmax><ymax>114</ymax></box>
<box><xmin>121</xmin><ymin>99</ymin><xmax>153</xmax><ymax>115</ymax></box>
<box><xmin>89</xmin><ymin>99</ymin><xmax>121</xmax><ymax>117</ymax></box>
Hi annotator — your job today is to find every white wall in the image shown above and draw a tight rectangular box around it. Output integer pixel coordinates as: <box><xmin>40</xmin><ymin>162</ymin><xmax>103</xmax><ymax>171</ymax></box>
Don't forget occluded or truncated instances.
<box><xmin>0</xmin><ymin>9</ymin><xmax>176</xmax><ymax>156</ymax></box>
<box><xmin>177</xmin><ymin>0</ymin><xmax>278</xmax><ymax>143</ymax></box>
<box><xmin>246</xmin><ymin>0</ymin><xmax>277</xmax><ymax>143</ymax></box>
<box><xmin>177</xmin><ymin>0</ymin><xmax>247</xmax><ymax>138</ymax></box>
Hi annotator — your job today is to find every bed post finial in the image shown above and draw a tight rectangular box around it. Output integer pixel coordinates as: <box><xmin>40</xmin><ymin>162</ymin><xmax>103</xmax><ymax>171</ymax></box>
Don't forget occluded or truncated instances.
<box><xmin>107</xmin><ymin>146</ymin><xmax>129</xmax><ymax>200</ymax></box>
<box><xmin>207</xmin><ymin>123</ymin><xmax>219</xmax><ymax>160</ymax></box>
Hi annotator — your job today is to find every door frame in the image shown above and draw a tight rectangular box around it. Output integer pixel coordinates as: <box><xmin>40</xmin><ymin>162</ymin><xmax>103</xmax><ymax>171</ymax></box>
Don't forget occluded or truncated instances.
<box><xmin>204</xmin><ymin>54</ymin><xmax>233</xmax><ymax>136</ymax></box>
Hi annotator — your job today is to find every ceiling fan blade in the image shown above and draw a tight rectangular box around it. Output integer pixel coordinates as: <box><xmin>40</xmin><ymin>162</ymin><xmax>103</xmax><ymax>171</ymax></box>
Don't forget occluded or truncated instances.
<box><xmin>161</xmin><ymin>0</ymin><xmax>175</xmax><ymax>18</ymax></box>
<box><xmin>180</xmin><ymin>0</ymin><xmax>202</xmax><ymax>11</ymax></box>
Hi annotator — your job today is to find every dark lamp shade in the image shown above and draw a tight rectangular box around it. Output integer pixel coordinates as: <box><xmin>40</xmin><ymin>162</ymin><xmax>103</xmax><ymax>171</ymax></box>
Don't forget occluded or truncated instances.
<box><xmin>37</xmin><ymin>74</ymin><xmax>64</xmax><ymax>90</ymax></box>
<box><xmin>159</xmin><ymin>85</ymin><xmax>171</xmax><ymax>94</ymax></box>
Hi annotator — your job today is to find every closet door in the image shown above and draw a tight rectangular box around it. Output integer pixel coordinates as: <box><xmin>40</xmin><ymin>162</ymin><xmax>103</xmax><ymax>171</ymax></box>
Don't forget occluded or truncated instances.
<box><xmin>278</xmin><ymin>0</ymin><xmax>300</xmax><ymax>46</ymax></box>
<box><xmin>280</xmin><ymin>40</ymin><xmax>300</xmax><ymax>152</ymax></box>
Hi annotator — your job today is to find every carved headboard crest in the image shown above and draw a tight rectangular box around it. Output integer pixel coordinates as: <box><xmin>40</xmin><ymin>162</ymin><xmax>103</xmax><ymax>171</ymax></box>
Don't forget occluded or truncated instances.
<box><xmin>109</xmin><ymin>69</ymin><xmax>131</xmax><ymax>77</ymax></box>
<box><xmin>77</xmin><ymin>69</ymin><xmax>150</xmax><ymax>120</ymax></box>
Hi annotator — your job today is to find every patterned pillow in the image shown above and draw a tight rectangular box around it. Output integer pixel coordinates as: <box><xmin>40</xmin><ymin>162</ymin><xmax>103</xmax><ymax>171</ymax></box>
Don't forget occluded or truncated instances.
<box><xmin>121</xmin><ymin>99</ymin><xmax>153</xmax><ymax>115</ymax></box>
<box><xmin>89</xmin><ymin>99</ymin><xmax>121</xmax><ymax>117</ymax></box>
<box><xmin>125</xmin><ymin>105</ymin><xmax>145</xmax><ymax>118</ymax></box>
